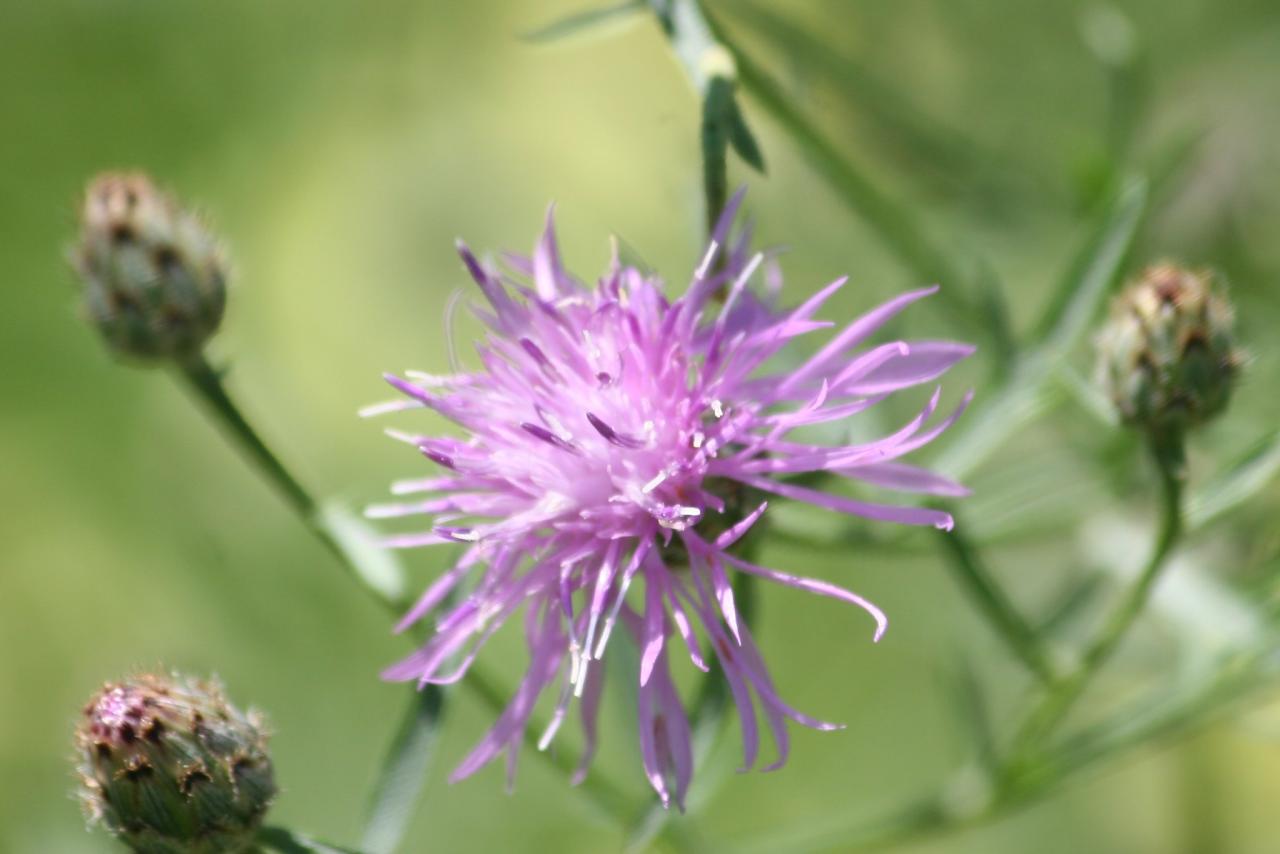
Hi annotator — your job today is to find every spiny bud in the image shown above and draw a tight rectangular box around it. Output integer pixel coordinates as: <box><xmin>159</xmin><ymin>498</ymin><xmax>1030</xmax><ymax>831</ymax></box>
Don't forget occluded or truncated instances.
<box><xmin>1096</xmin><ymin>264</ymin><xmax>1241</xmax><ymax>435</ymax></box>
<box><xmin>72</xmin><ymin>173</ymin><xmax>227</xmax><ymax>361</ymax></box>
<box><xmin>74</xmin><ymin>672</ymin><xmax>275</xmax><ymax>853</ymax></box>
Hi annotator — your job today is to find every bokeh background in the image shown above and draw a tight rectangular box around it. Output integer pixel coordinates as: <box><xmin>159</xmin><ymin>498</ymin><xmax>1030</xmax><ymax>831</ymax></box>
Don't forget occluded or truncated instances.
<box><xmin>3</xmin><ymin>1</ymin><xmax>1279</xmax><ymax>852</ymax></box>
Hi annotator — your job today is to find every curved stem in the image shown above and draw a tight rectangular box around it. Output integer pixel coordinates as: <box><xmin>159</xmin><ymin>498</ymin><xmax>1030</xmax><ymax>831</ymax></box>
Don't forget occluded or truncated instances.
<box><xmin>177</xmin><ymin>354</ymin><xmax>391</xmax><ymax>608</ymax></box>
<box><xmin>1009</xmin><ymin>434</ymin><xmax>1184</xmax><ymax>758</ymax></box>
<box><xmin>934</xmin><ymin>520</ymin><xmax>1057</xmax><ymax>683</ymax></box>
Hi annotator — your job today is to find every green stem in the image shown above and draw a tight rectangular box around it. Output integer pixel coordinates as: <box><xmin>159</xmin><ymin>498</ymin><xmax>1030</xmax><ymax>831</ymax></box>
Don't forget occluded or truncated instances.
<box><xmin>1009</xmin><ymin>434</ymin><xmax>1184</xmax><ymax>758</ymax></box>
<box><xmin>934</xmin><ymin>520</ymin><xmax>1057</xmax><ymax>683</ymax></box>
<box><xmin>744</xmin><ymin>647</ymin><xmax>1280</xmax><ymax>854</ymax></box>
<box><xmin>176</xmin><ymin>354</ymin><xmax>389</xmax><ymax>607</ymax></box>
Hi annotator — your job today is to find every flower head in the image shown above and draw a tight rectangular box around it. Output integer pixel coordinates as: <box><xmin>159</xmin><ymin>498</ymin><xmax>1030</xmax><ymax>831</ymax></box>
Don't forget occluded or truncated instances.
<box><xmin>74</xmin><ymin>671</ymin><xmax>275</xmax><ymax>853</ymax></box>
<box><xmin>1097</xmin><ymin>263</ymin><xmax>1240</xmax><ymax>436</ymax></box>
<box><xmin>71</xmin><ymin>172</ymin><xmax>228</xmax><ymax>361</ymax></box>
<box><xmin>366</xmin><ymin>194</ymin><xmax>973</xmax><ymax>807</ymax></box>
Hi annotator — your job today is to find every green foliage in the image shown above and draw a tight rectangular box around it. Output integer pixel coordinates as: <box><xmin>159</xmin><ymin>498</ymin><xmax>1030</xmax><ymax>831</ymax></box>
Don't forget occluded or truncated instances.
<box><xmin>7</xmin><ymin>1</ymin><xmax>1280</xmax><ymax>852</ymax></box>
<box><xmin>257</xmin><ymin>827</ymin><xmax>360</xmax><ymax>854</ymax></box>
<box><xmin>1188</xmin><ymin>431</ymin><xmax>1280</xmax><ymax>530</ymax></box>
<box><xmin>360</xmin><ymin>688</ymin><xmax>446</xmax><ymax>854</ymax></box>
<box><xmin>320</xmin><ymin>503</ymin><xmax>410</xmax><ymax>609</ymax></box>
<box><xmin>937</xmin><ymin>177</ymin><xmax>1149</xmax><ymax>481</ymax></box>
<box><xmin>523</xmin><ymin>1</ymin><xmax>646</xmax><ymax>45</ymax></box>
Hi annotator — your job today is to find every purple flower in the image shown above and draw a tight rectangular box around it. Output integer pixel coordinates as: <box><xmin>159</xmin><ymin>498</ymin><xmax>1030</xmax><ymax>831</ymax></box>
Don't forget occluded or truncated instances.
<box><xmin>364</xmin><ymin>193</ymin><xmax>973</xmax><ymax>808</ymax></box>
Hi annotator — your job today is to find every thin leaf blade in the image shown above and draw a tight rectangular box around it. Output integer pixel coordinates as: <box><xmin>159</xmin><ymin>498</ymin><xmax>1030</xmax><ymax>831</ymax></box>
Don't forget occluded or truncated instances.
<box><xmin>726</xmin><ymin>98</ymin><xmax>765</xmax><ymax>172</ymax></box>
<box><xmin>258</xmin><ymin>827</ymin><xmax>361</xmax><ymax>854</ymax></box>
<box><xmin>361</xmin><ymin>686</ymin><xmax>447</xmax><ymax>854</ymax></box>
<box><xmin>1188</xmin><ymin>431</ymin><xmax>1280</xmax><ymax>530</ymax></box>
<box><xmin>1033</xmin><ymin>176</ymin><xmax>1149</xmax><ymax>353</ymax></box>
<box><xmin>938</xmin><ymin>176</ymin><xmax>1148</xmax><ymax>480</ymax></box>
<box><xmin>522</xmin><ymin>0</ymin><xmax>645</xmax><ymax>45</ymax></box>
<box><xmin>728</xmin><ymin>0</ymin><xmax>1003</xmax><ymax>184</ymax></box>
<box><xmin>319</xmin><ymin>502</ymin><xmax>409</xmax><ymax>608</ymax></box>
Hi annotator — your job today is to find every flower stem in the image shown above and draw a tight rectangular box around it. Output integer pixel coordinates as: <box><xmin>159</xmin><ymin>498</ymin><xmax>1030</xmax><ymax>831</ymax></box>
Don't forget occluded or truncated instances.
<box><xmin>934</xmin><ymin>520</ymin><xmax>1057</xmax><ymax>683</ymax></box>
<box><xmin>176</xmin><ymin>354</ymin><xmax>389</xmax><ymax>607</ymax></box>
<box><xmin>1008</xmin><ymin>433</ymin><xmax>1185</xmax><ymax>758</ymax></box>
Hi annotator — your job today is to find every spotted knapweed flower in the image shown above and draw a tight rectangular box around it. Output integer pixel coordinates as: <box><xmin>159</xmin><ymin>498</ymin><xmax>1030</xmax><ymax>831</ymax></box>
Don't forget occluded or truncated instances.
<box><xmin>365</xmin><ymin>194</ymin><xmax>973</xmax><ymax>807</ymax></box>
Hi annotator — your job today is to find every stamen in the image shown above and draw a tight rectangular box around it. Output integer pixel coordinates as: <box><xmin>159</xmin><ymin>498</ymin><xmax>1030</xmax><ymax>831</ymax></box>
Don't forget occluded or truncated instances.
<box><xmin>586</xmin><ymin>412</ymin><xmax>645</xmax><ymax>448</ymax></box>
<box><xmin>520</xmin><ymin>422</ymin><xmax>580</xmax><ymax>454</ymax></box>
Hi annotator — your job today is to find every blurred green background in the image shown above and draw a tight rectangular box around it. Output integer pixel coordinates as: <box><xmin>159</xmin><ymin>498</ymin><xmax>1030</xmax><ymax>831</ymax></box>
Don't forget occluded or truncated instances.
<box><xmin>2</xmin><ymin>1</ymin><xmax>1279</xmax><ymax>852</ymax></box>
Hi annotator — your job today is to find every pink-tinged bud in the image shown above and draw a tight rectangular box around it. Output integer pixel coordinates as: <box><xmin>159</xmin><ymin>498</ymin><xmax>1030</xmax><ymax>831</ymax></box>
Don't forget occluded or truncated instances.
<box><xmin>74</xmin><ymin>672</ymin><xmax>275</xmax><ymax>853</ymax></box>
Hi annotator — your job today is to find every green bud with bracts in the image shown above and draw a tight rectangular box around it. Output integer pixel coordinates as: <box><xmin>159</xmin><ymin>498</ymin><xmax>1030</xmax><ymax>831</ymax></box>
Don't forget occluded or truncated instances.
<box><xmin>71</xmin><ymin>172</ymin><xmax>227</xmax><ymax>361</ymax></box>
<box><xmin>1097</xmin><ymin>263</ymin><xmax>1241</xmax><ymax>442</ymax></box>
<box><xmin>75</xmin><ymin>672</ymin><xmax>275</xmax><ymax>853</ymax></box>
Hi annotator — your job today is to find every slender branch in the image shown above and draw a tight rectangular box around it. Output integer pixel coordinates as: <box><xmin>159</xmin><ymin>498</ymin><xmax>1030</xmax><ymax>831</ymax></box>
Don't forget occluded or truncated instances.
<box><xmin>177</xmin><ymin>354</ymin><xmax>393</xmax><ymax>609</ymax></box>
<box><xmin>934</xmin><ymin>520</ymin><xmax>1057</xmax><ymax>683</ymax></box>
<box><xmin>1008</xmin><ymin>434</ymin><xmax>1185</xmax><ymax>757</ymax></box>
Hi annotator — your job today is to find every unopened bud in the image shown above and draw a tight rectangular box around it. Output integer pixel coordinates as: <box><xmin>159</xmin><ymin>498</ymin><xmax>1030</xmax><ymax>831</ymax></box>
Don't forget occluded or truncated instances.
<box><xmin>1097</xmin><ymin>264</ymin><xmax>1240</xmax><ymax>434</ymax></box>
<box><xmin>72</xmin><ymin>173</ymin><xmax>227</xmax><ymax>361</ymax></box>
<box><xmin>74</xmin><ymin>672</ymin><xmax>275</xmax><ymax>853</ymax></box>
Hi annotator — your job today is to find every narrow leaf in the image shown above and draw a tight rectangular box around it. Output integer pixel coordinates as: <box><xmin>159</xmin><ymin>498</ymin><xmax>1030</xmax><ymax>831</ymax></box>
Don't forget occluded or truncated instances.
<box><xmin>727</xmin><ymin>0</ymin><xmax>1007</xmax><ymax>185</ymax></box>
<box><xmin>522</xmin><ymin>0</ymin><xmax>645</xmax><ymax>45</ymax></box>
<box><xmin>257</xmin><ymin>827</ymin><xmax>361</xmax><ymax>854</ymax></box>
<box><xmin>701</xmin><ymin>75</ymin><xmax>734</xmax><ymax>231</ymax></box>
<box><xmin>1036</xmin><ymin>573</ymin><xmax>1106</xmax><ymax>637</ymax></box>
<box><xmin>934</xmin><ymin>362</ymin><xmax>1062</xmax><ymax>482</ymax></box>
<box><xmin>361</xmin><ymin>686</ymin><xmax>447</xmax><ymax>854</ymax></box>
<box><xmin>940</xmin><ymin>654</ymin><xmax>996</xmax><ymax>771</ymax></box>
<box><xmin>933</xmin><ymin>522</ymin><xmax>1055</xmax><ymax>682</ymax></box>
<box><xmin>972</xmin><ymin>259</ymin><xmax>1017</xmax><ymax>369</ymax></box>
<box><xmin>937</xmin><ymin>176</ymin><xmax>1147</xmax><ymax>480</ymax></box>
<box><xmin>1054</xmin><ymin>365</ymin><xmax>1118</xmax><ymax>427</ymax></box>
<box><xmin>1031</xmin><ymin>176</ymin><xmax>1148</xmax><ymax>352</ymax></box>
<box><xmin>666</xmin><ymin>0</ymin><xmax>1007</xmax><ymax>341</ymax></box>
<box><xmin>701</xmin><ymin>74</ymin><xmax>765</xmax><ymax>231</ymax></box>
<box><xmin>613</xmin><ymin>234</ymin><xmax>656</xmax><ymax>276</ymax></box>
<box><xmin>319</xmin><ymin>502</ymin><xmax>409</xmax><ymax>608</ymax></box>
<box><xmin>1187</xmin><ymin>431</ymin><xmax>1280</xmax><ymax>530</ymax></box>
<box><xmin>726</xmin><ymin>98</ymin><xmax>765</xmax><ymax>172</ymax></box>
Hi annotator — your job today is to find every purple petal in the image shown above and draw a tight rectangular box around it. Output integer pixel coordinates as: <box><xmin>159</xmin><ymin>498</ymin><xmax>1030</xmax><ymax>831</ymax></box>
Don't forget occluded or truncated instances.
<box><xmin>719</xmin><ymin>548</ymin><xmax>887</xmax><ymax>642</ymax></box>
<box><xmin>737</xmin><ymin>474</ymin><xmax>955</xmax><ymax>530</ymax></box>
<box><xmin>841</xmin><ymin>461</ymin><xmax>970</xmax><ymax>497</ymax></box>
<box><xmin>713</xmin><ymin>501</ymin><xmax>768</xmax><ymax>550</ymax></box>
<box><xmin>777</xmin><ymin>286</ymin><xmax>939</xmax><ymax>397</ymax></box>
<box><xmin>843</xmin><ymin>340</ymin><xmax>976</xmax><ymax>394</ymax></box>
